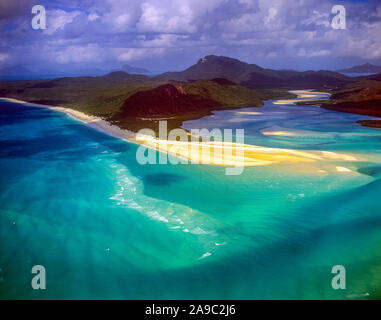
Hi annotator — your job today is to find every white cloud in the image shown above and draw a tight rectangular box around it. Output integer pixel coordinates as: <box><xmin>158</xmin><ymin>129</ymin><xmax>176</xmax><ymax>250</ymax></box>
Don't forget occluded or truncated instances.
<box><xmin>55</xmin><ymin>44</ymin><xmax>104</xmax><ymax>63</ymax></box>
<box><xmin>266</xmin><ymin>51</ymin><xmax>277</xmax><ymax>59</ymax></box>
<box><xmin>117</xmin><ymin>48</ymin><xmax>165</xmax><ymax>61</ymax></box>
<box><xmin>88</xmin><ymin>12</ymin><xmax>100</xmax><ymax>22</ymax></box>
<box><xmin>44</xmin><ymin>9</ymin><xmax>81</xmax><ymax>35</ymax></box>
<box><xmin>137</xmin><ymin>2</ymin><xmax>195</xmax><ymax>33</ymax></box>
<box><xmin>140</xmin><ymin>34</ymin><xmax>188</xmax><ymax>48</ymax></box>
<box><xmin>0</xmin><ymin>53</ymin><xmax>10</xmax><ymax>63</ymax></box>
<box><xmin>264</xmin><ymin>7</ymin><xmax>278</xmax><ymax>25</ymax></box>
<box><xmin>137</xmin><ymin>0</ymin><xmax>223</xmax><ymax>33</ymax></box>
<box><xmin>102</xmin><ymin>0</ymin><xmax>141</xmax><ymax>32</ymax></box>
<box><xmin>298</xmin><ymin>49</ymin><xmax>330</xmax><ymax>57</ymax></box>
<box><xmin>301</xmin><ymin>9</ymin><xmax>330</xmax><ymax>28</ymax></box>
<box><xmin>2</xmin><ymin>0</ymin><xmax>381</xmax><ymax>70</ymax></box>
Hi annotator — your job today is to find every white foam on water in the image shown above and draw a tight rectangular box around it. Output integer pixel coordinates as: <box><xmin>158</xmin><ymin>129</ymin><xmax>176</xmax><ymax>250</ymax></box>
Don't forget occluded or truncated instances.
<box><xmin>190</xmin><ymin>226</ymin><xmax>210</xmax><ymax>235</ymax></box>
<box><xmin>347</xmin><ymin>292</ymin><xmax>370</xmax><ymax>299</ymax></box>
<box><xmin>107</xmin><ymin>160</ymin><xmax>228</xmax><ymax>256</ymax></box>
<box><xmin>198</xmin><ymin>252</ymin><xmax>212</xmax><ymax>260</ymax></box>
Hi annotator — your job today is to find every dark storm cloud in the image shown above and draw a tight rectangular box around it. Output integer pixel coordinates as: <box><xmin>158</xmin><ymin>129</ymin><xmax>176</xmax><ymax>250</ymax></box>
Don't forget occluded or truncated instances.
<box><xmin>0</xmin><ymin>0</ymin><xmax>34</xmax><ymax>20</ymax></box>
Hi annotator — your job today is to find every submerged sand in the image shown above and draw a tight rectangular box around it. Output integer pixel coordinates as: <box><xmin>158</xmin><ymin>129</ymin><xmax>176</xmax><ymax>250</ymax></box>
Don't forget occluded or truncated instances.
<box><xmin>274</xmin><ymin>90</ymin><xmax>330</xmax><ymax>105</ymax></box>
<box><xmin>0</xmin><ymin>96</ymin><xmax>359</xmax><ymax>172</ymax></box>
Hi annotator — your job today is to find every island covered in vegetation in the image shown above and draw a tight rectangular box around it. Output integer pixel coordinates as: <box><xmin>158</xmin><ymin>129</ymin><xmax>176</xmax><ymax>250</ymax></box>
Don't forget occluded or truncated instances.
<box><xmin>1</xmin><ymin>55</ymin><xmax>380</xmax><ymax>131</ymax></box>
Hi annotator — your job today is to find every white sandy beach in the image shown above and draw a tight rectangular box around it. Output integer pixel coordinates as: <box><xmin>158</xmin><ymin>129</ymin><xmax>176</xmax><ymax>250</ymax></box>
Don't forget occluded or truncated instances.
<box><xmin>0</xmin><ymin>97</ymin><xmax>136</xmax><ymax>141</ymax></box>
<box><xmin>273</xmin><ymin>90</ymin><xmax>330</xmax><ymax>105</ymax></box>
<box><xmin>0</xmin><ymin>96</ymin><xmax>359</xmax><ymax>172</ymax></box>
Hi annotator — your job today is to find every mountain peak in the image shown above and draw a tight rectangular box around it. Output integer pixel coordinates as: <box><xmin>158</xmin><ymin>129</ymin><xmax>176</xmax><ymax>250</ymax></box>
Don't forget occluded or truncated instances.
<box><xmin>198</xmin><ymin>56</ymin><xmax>208</xmax><ymax>64</ymax></box>
<box><xmin>196</xmin><ymin>55</ymin><xmax>248</xmax><ymax>64</ymax></box>
<box><xmin>156</xmin><ymin>54</ymin><xmax>350</xmax><ymax>89</ymax></box>
<box><xmin>360</xmin><ymin>63</ymin><xmax>374</xmax><ymax>67</ymax></box>
<box><xmin>337</xmin><ymin>63</ymin><xmax>381</xmax><ymax>74</ymax></box>
<box><xmin>121</xmin><ymin>64</ymin><xmax>150</xmax><ymax>74</ymax></box>
<box><xmin>103</xmin><ymin>71</ymin><xmax>129</xmax><ymax>78</ymax></box>
<box><xmin>196</xmin><ymin>55</ymin><xmax>225</xmax><ymax>64</ymax></box>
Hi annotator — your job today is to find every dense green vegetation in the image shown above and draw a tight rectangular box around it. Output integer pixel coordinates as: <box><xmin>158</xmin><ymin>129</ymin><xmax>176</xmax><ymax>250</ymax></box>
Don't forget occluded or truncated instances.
<box><xmin>183</xmin><ymin>80</ymin><xmax>263</xmax><ymax>108</ymax></box>
<box><xmin>0</xmin><ymin>54</ymin><xmax>356</xmax><ymax>126</ymax></box>
<box><xmin>293</xmin><ymin>78</ymin><xmax>381</xmax><ymax>127</ymax></box>
<box><xmin>0</xmin><ymin>72</ymin><xmax>295</xmax><ymax>122</ymax></box>
<box><xmin>182</xmin><ymin>80</ymin><xmax>294</xmax><ymax>109</ymax></box>
<box><xmin>5</xmin><ymin>54</ymin><xmax>378</xmax><ymax>131</ymax></box>
<box><xmin>329</xmin><ymin>80</ymin><xmax>381</xmax><ymax>102</ymax></box>
<box><xmin>0</xmin><ymin>72</ymin><xmax>163</xmax><ymax>117</ymax></box>
<box><xmin>295</xmin><ymin>99</ymin><xmax>332</xmax><ymax>106</ymax></box>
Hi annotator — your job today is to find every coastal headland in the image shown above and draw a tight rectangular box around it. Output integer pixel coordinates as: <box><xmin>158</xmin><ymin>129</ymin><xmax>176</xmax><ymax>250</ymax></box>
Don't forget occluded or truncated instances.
<box><xmin>1</xmin><ymin>55</ymin><xmax>380</xmax><ymax>169</ymax></box>
<box><xmin>0</xmin><ymin>90</ymin><xmax>360</xmax><ymax>175</ymax></box>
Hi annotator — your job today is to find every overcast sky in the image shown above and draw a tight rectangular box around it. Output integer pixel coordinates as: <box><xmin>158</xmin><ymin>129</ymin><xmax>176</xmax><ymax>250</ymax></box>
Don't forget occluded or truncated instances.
<box><xmin>1</xmin><ymin>0</ymin><xmax>381</xmax><ymax>74</ymax></box>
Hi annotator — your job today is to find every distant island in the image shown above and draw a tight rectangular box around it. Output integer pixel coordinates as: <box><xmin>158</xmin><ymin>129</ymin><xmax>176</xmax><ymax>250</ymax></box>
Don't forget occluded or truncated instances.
<box><xmin>337</xmin><ymin>63</ymin><xmax>381</xmax><ymax>74</ymax></box>
<box><xmin>157</xmin><ymin>55</ymin><xmax>351</xmax><ymax>89</ymax></box>
<box><xmin>121</xmin><ymin>64</ymin><xmax>150</xmax><ymax>74</ymax></box>
<box><xmin>1</xmin><ymin>55</ymin><xmax>381</xmax><ymax>130</ymax></box>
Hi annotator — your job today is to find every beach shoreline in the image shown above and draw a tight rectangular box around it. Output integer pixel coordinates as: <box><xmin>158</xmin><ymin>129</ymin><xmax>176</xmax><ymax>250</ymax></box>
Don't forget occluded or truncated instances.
<box><xmin>0</xmin><ymin>96</ymin><xmax>360</xmax><ymax>171</ymax></box>
<box><xmin>0</xmin><ymin>97</ymin><xmax>137</xmax><ymax>142</ymax></box>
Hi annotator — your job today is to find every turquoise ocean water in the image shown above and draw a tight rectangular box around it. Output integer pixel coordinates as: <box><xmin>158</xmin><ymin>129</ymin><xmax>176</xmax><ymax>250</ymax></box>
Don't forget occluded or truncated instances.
<box><xmin>1</xmin><ymin>95</ymin><xmax>381</xmax><ymax>299</ymax></box>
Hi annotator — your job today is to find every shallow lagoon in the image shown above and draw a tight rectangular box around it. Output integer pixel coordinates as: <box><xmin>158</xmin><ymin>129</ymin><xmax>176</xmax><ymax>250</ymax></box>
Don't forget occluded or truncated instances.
<box><xmin>1</xmin><ymin>94</ymin><xmax>381</xmax><ymax>299</ymax></box>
